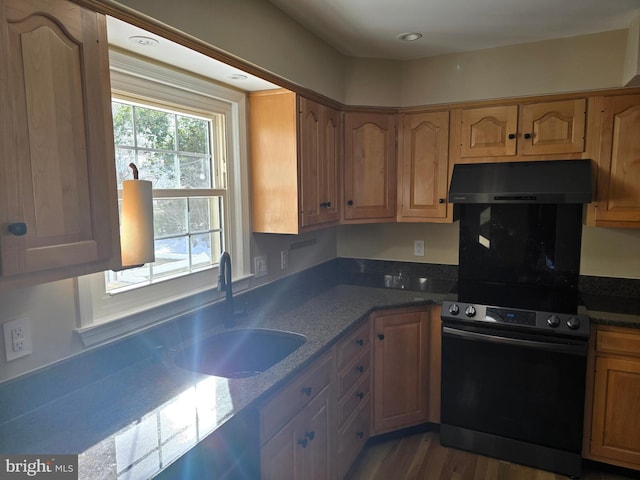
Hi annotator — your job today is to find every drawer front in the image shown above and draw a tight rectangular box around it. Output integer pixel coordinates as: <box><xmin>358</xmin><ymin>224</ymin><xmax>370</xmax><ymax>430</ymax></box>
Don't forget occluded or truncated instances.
<box><xmin>260</xmin><ymin>349</ymin><xmax>334</xmax><ymax>444</ymax></box>
<box><xmin>336</xmin><ymin>321</ymin><xmax>370</xmax><ymax>371</ymax></box>
<box><xmin>598</xmin><ymin>328</ymin><xmax>640</xmax><ymax>358</ymax></box>
<box><xmin>338</xmin><ymin>373</ymin><xmax>370</xmax><ymax>426</ymax></box>
<box><xmin>338</xmin><ymin>347</ymin><xmax>370</xmax><ymax>398</ymax></box>
<box><xmin>337</xmin><ymin>399</ymin><xmax>371</xmax><ymax>479</ymax></box>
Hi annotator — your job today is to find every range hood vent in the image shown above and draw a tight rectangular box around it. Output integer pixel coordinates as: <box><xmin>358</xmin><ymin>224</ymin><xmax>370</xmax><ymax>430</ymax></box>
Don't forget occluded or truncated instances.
<box><xmin>448</xmin><ymin>159</ymin><xmax>592</xmax><ymax>204</ymax></box>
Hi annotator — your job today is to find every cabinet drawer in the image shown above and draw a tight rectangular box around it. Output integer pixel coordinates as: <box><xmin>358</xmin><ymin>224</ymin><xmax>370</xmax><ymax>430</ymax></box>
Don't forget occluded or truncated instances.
<box><xmin>338</xmin><ymin>372</ymin><xmax>370</xmax><ymax>426</ymax></box>
<box><xmin>336</xmin><ymin>321</ymin><xmax>370</xmax><ymax>371</ymax></box>
<box><xmin>597</xmin><ymin>328</ymin><xmax>640</xmax><ymax>358</ymax></box>
<box><xmin>337</xmin><ymin>399</ymin><xmax>370</xmax><ymax>479</ymax></box>
<box><xmin>260</xmin><ymin>349</ymin><xmax>334</xmax><ymax>444</ymax></box>
<box><xmin>337</xmin><ymin>347</ymin><xmax>370</xmax><ymax>398</ymax></box>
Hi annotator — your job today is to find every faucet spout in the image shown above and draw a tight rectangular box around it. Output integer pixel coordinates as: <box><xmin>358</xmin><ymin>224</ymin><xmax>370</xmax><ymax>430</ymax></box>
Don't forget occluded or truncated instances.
<box><xmin>218</xmin><ymin>252</ymin><xmax>234</xmax><ymax>326</ymax></box>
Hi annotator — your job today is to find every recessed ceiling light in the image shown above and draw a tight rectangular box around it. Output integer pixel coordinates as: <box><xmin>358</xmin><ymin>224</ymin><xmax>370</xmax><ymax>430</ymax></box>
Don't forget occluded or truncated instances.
<box><xmin>397</xmin><ymin>32</ymin><xmax>423</xmax><ymax>42</ymax></box>
<box><xmin>128</xmin><ymin>35</ymin><xmax>159</xmax><ymax>47</ymax></box>
<box><xmin>229</xmin><ymin>73</ymin><xmax>248</xmax><ymax>81</ymax></box>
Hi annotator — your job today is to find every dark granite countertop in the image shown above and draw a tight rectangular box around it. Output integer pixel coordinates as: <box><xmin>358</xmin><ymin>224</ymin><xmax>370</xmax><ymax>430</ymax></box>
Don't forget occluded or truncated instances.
<box><xmin>0</xmin><ymin>285</ymin><xmax>443</xmax><ymax>479</ymax></box>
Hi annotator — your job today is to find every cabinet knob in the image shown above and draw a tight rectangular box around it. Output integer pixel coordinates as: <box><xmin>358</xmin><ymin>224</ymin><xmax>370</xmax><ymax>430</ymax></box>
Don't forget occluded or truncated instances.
<box><xmin>7</xmin><ymin>222</ymin><xmax>27</xmax><ymax>236</ymax></box>
<box><xmin>356</xmin><ymin>391</ymin><xmax>364</xmax><ymax>400</ymax></box>
<box><xmin>355</xmin><ymin>338</ymin><xmax>364</xmax><ymax>346</ymax></box>
<box><xmin>301</xmin><ymin>386</ymin><xmax>312</xmax><ymax>396</ymax></box>
<box><xmin>356</xmin><ymin>431</ymin><xmax>364</xmax><ymax>439</ymax></box>
<box><xmin>508</xmin><ymin>133</ymin><xmax>516</xmax><ymax>139</ymax></box>
<box><xmin>326</xmin><ymin>201</ymin><xmax>331</xmax><ymax>207</ymax></box>
<box><xmin>356</xmin><ymin>365</ymin><xmax>364</xmax><ymax>373</ymax></box>
<box><xmin>297</xmin><ymin>438</ymin><xmax>308</xmax><ymax>448</ymax></box>
<box><xmin>377</xmin><ymin>334</ymin><xmax>385</xmax><ymax>341</ymax></box>
<box><xmin>347</xmin><ymin>200</ymin><xmax>354</xmax><ymax>206</ymax></box>
<box><xmin>438</xmin><ymin>198</ymin><xmax>445</xmax><ymax>204</ymax></box>
<box><xmin>524</xmin><ymin>133</ymin><xmax>532</xmax><ymax>139</ymax></box>
<box><xmin>320</xmin><ymin>202</ymin><xmax>327</xmax><ymax>208</ymax></box>
<box><xmin>305</xmin><ymin>431</ymin><xmax>315</xmax><ymax>441</ymax></box>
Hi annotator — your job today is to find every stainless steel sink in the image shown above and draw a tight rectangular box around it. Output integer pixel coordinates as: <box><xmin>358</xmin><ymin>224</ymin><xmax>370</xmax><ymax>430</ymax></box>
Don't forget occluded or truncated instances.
<box><xmin>174</xmin><ymin>328</ymin><xmax>306</xmax><ymax>378</ymax></box>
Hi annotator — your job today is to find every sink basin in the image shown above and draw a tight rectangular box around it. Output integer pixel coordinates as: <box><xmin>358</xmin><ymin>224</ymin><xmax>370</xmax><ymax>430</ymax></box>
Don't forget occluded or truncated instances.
<box><xmin>174</xmin><ymin>328</ymin><xmax>306</xmax><ymax>378</ymax></box>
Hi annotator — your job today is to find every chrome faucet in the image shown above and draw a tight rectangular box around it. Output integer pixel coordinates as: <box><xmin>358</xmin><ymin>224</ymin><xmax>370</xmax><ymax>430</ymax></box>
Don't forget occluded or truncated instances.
<box><xmin>218</xmin><ymin>251</ymin><xmax>234</xmax><ymax>327</ymax></box>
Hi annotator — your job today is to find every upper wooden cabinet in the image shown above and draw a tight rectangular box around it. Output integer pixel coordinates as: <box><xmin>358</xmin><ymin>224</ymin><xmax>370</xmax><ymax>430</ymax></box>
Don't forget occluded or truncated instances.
<box><xmin>343</xmin><ymin>111</ymin><xmax>397</xmax><ymax>222</ymax></box>
<box><xmin>0</xmin><ymin>0</ymin><xmax>120</xmax><ymax>289</ymax></box>
<box><xmin>250</xmin><ymin>90</ymin><xmax>342</xmax><ymax>233</ymax></box>
<box><xmin>456</xmin><ymin>98</ymin><xmax>587</xmax><ymax>160</ymax></box>
<box><xmin>397</xmin><ymin>111</ymin><xmax>450</xmax><ymax>222</ymax></box>
<box><xmin>587</xmin><ymin>94</ymin><xmax>640</xmax><ymax>227</ymax></box>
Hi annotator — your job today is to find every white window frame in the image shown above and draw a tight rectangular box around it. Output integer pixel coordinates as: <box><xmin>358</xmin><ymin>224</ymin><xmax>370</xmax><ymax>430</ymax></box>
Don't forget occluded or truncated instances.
<box><xmin>75</xmin><ymin>50</ymin><xmax>251</xmax><ymax>347</ymax></box>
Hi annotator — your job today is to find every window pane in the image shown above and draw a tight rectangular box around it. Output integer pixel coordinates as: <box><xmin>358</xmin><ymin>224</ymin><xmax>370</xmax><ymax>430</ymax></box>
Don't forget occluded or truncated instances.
<box><xmin>153</xmin><ymin>237</ymin><xmax>190</xmax><ymax>279</ymax></box>
<box><xmin>112</xmin><ymin>102</ymin><xmax>134</xmax><ymax>146</ymax></box>
<box><xmin>135</xmin><ymin>107</ymin><xmax>176</xmax><ymax>150</ymax></box>
<box><xmin>191</xmin><ymin>233</ymin><xmax>212</xmax><ymax>270</ymax></box>
<box><xmin>115</xmin><ymin>147</ymin><xmax>136</xmax><ymax>188</ymax></box>
<box><xmin>189</xmin><ymin>197</ymin><xmax>221</xmax><ymax>233</ymax></box>
<box><xmin>107</xmin><ymin>265</ymin><xmax>151</xmax><ymax>290</ymax></box>
<box><xmin>137</xmin><ymin>151</ymin><xmax>178</xmax><ymax>188</ymax></box>
<box><xmin>154</xmin><ymin>198</ymin><xmax>188</xmax><ymax>237</ymax></box>
<box><xmin>177</xmin><ymin>115</ymin><xmax>209</xmax><ymax>154</ymax></box>
<box><xmin>179</xmin><ymin>155</ymin><xmax>211</xmax><ymax>188</ymax></box>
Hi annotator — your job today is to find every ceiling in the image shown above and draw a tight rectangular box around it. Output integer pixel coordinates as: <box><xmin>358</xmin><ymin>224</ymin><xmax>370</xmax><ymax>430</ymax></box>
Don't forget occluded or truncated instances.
<box><xmin>269</xmin><ymin>0</ymin><xmax>640</xmax><ymax>60</ymax></box>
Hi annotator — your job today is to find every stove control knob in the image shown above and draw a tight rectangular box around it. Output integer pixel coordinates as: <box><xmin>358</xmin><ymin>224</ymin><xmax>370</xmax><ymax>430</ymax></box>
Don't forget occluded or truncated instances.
<box><xmin>464</xmin><ymin>305</ymin><xmax>476</xmax><ymax>317</ymax></box>
<box><xmin>546</xmin><ymin>315</ymin><xmax>560</xmax><ymax>328</ymax></box>
<box><xmin>448</xmin><ymin>304</ymin><xmax>460</xmax><ymax>315</ymax></box>
<box><xmin>567</xmin><ymin>317</ymin><xmax>581</xmax><ymax>330</ymax></box>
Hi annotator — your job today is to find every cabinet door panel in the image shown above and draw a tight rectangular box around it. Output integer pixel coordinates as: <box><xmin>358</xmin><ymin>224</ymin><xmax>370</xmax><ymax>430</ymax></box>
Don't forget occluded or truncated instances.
<box><xmin>321</xmin><ymin>105</ymin><xmax>341</xmax><ymax>223</ymax></box>
<box><xmin>460</xmin><ymin>105</ymin><xmax>517</xmax><ymax>157</ymax></box>
<box><xmin>1</xmin><ymin>0</ymin><xmax>118</xmax><ymax>280</ymax></box>
<box><xmin>520</xmin><ymin>99</ymin><xmax>586</xmax><ymax>155</ymax></box>
<box><xmin>343</xmin><ymin>112</ymin><xmax>396</xmax><ymax>220</ymax></box>
<box><xmin>591</xmin><ymin>356</ymin><xmax>640</xmax><ymax>466</ymax></box>
<box><xmin>398</xmin><ymin>111</ymin><xmax>449</xmax><ymax>220</ymax></box>
<box><xmin>299</xmin><ymin>97</ymin><xmax>323</xmax><ymax>227</ymax></box>
<box><xmin>594</xmin><ymin>94</ymin><xmax>640</xmax><ymax>224</ymax></box>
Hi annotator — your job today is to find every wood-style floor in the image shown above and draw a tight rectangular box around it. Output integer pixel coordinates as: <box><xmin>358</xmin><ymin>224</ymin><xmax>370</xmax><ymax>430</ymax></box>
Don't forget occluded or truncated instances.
<box><xmin>346</xmin><ymin>431</ymin><xmax>637</xmax><ymax>480</ymax></box>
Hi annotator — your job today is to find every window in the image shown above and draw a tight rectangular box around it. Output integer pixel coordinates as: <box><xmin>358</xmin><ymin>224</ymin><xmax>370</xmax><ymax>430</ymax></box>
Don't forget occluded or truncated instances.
<box><xmin>76</xmin><ymin>50</ymin><xmax>251</xmax><ymax>346</ymax></box>
<box><xmin>107</xmin><ymin>99</ymin><xmax>226</xmax><ymax>291</ymax></box>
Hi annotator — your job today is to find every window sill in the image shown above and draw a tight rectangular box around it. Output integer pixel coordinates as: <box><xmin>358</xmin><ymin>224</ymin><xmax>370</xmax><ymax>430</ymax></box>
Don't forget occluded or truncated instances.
<box><xmin>75</xmin><ymin>275</ymin><xmax>252</xmax><ymax>347</ymax></box>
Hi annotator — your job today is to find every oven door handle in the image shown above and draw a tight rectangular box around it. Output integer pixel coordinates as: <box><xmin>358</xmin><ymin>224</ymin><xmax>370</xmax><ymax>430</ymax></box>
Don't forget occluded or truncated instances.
<box><xmin>442</xmin><ymin>326</ymin><xmax>587</xmax><ymax>356</ymax></box>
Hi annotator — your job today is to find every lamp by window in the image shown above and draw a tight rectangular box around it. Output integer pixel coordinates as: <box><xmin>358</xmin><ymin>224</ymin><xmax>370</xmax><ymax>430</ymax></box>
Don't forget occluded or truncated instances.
<box><xmin>120</xmin><ymin>163</ymin><xmax>154</xmax><ymax>267</ymax></box>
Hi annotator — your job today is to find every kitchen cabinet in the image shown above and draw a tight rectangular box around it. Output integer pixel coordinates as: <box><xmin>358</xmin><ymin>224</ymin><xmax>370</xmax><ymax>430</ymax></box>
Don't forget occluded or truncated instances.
<box><xmin>371</xmin><ymin>306</ymin><xmax>430</xmax><ymax>435</ymax></box>
<box><xmin>397</xmin><ymin>111</ymin><xmax>450</xmax><ymax>222</ymax></box>
<box><xmin>249</xmin><ymin>90</ymin><xmax>342</xmax><ymax>234</ymax></box>
<box><xmin>584</xmin><ymin>325</ymin><xmax>640</xmax><ymax>471</ymax></box>
<box><xmin>0</xmin><ymin>0</ymin><xmax>120</xmax><ymax>288</ymax></box>
<box><xmin>260</xmin><ymin>349</ymin><xmax>336</xmax><ymax>479</ymax></box>
<box><xmin>335</xmin><ymin>320</ymin><xmax>371</xmax><ymax>478</ymax></box>
<box><xmin>343</xmin><ymin>110</ymin><xmax>397</xmax><ymax>222</ymax></box>
<box><xmin>587</xmin><ymin>94</ymin><xmax>640</xmax><ymax>227</ymax></box>
<box><xmin>456</xmin><ymin>98</ymin><xmax>587</xmax><ymax>160</ymax></box>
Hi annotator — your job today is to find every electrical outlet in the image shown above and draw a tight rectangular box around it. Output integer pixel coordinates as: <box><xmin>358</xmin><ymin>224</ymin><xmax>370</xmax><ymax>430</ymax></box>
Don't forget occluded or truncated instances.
<box><xmin>280</xmin><ymin>250</ymin><xmax>288</xmax><ymax>270</ymax></box>
<box><xmin>3</xmin><ymin>317</ymin><xmax>32</xmax><ymax>361</ymax></box>
<box><xmin>254</xmin><ymin>255</ymin><xmax>268</xmax><ymax>278</ymax></box>
<box><xmin>414</xmin><ymin>240</ymin><xmax>425</xmax><ymax>257</ymax></box>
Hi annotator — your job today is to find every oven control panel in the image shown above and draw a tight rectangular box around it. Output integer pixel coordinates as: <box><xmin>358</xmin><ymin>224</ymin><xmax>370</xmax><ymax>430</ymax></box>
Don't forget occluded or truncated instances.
<box><xmin>442</xmin><ymin>301</ymin><xmax>590</xmax><ymax>338</ymax></box>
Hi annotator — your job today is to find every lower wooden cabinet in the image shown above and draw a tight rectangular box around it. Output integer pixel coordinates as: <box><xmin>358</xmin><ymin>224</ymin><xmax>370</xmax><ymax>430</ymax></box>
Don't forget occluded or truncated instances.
<box><xmin>260</xmin><ymin>349</ymin><xmax>336</xmax><ymax>480</ymax></box>
<box><xmin>584</xmin><ymin>325</ymin><xmax>640</xmax><ymax>471</ymax></box>
<box><xmin>371</xmin><ymin>306</ymin><xmax>430</xmax><ymax>435</ymax></box>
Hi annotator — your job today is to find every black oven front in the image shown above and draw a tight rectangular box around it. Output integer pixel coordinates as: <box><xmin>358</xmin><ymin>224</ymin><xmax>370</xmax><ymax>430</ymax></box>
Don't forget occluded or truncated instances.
<box><xmin>440</xmin><ymin>299</ymin><xmax>589</xmax><ymax>477</ymax></box>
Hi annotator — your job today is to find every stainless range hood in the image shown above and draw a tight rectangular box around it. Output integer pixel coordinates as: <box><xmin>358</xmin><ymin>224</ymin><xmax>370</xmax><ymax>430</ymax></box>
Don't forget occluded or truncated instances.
<box><xmin>448</xmin><ymin>159</ymin><xmax>592</xmax><ymax>204</ymax></box>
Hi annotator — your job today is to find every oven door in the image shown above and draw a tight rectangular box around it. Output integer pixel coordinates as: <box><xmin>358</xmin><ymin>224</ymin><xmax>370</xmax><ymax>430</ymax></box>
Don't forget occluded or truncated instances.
<box><xmin>441</xmin><ymin>322</ymin><xmax>587</xmax><ymax>454</ymax></box>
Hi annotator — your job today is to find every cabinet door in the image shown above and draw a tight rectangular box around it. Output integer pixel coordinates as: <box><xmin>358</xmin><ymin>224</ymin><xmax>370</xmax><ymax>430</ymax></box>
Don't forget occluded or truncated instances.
<box><xmin>372</xmin><ymin>307</ymin><xmax>429</xmax><ymax>435</ymax></box>
<box><xmin>459</xmin><ymin>105</ymin><xmax>518</xmax><ymax>157</ymax></box>
<box><xmin>299</xmin><ymin>97</ymin><xmax>323</xmax><ymax>227</ymax></box>
<box><xmin>398</xmin><ymin>111</ymin><xmax>449</xmax><ymax>221</ymax></box>
<box><xmin>519</xmin><ymin>99</ymin><xmax>586</xmax><ymax>156</ymax></box>
<box><xmin>261</xmin><ymin>416</ymin><xmax>298</xmax><ymax>480</ymax></box>
<box><xmin>590</xmin><ymin>356</ymin><xmax>640</xmax><ymax>467</ymax></box>
<box><xmin>593</xmin><ymin>94</ymin><xmax>640</xmax><ymax>225</ymax></box>
<box><xmin>343</xmin><ymin>111</ymin><xmax>397</xmax><ymax>221</ymax></box>
<box><xmin>0</xmin><ymin>0</ymin><xmax>119</xmax><ymax>282</ymax></box>
<box><xmin>299</xmin><ymin>386</ymin><xmax>334</xmax><ymax>480</ymax></box>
